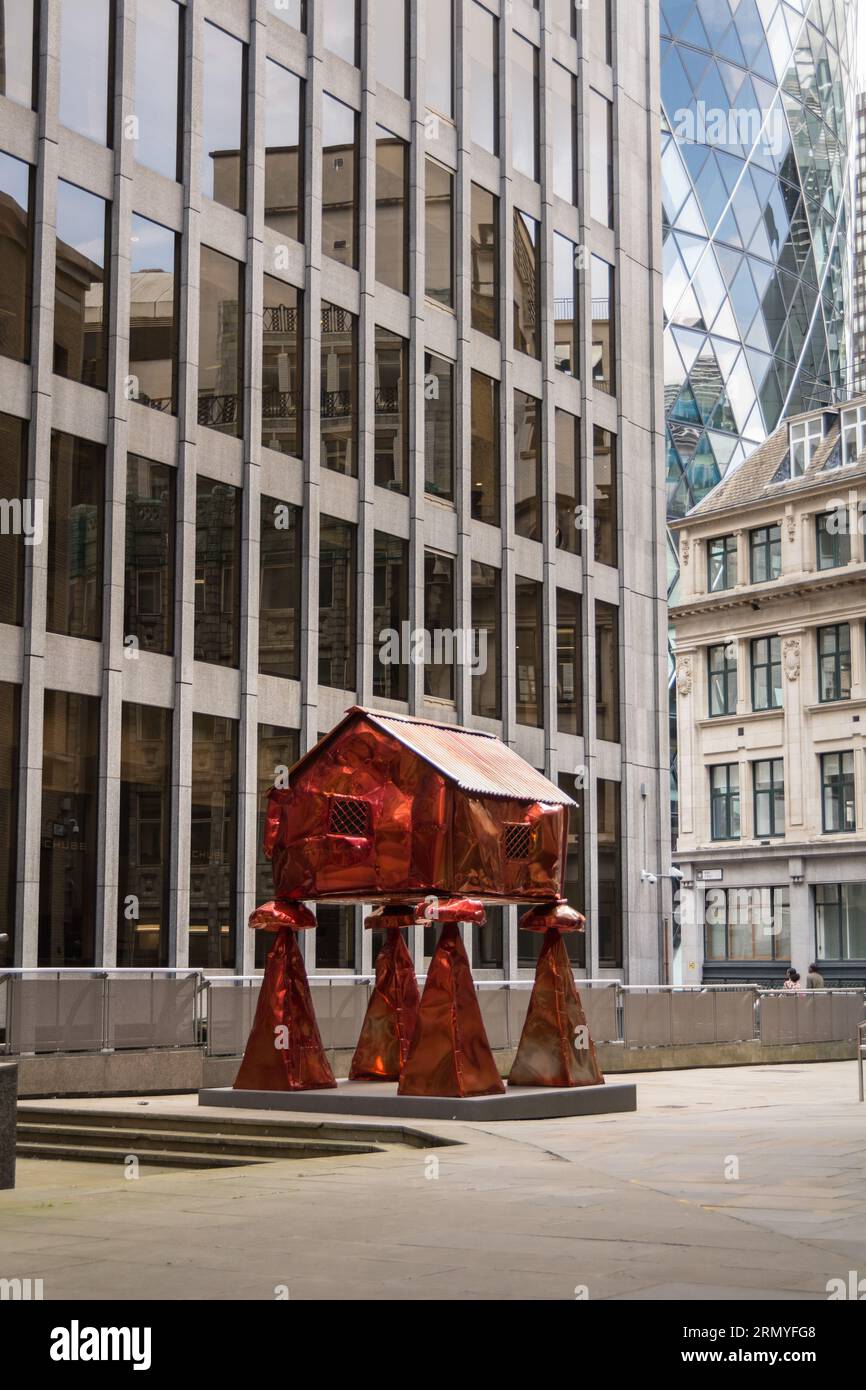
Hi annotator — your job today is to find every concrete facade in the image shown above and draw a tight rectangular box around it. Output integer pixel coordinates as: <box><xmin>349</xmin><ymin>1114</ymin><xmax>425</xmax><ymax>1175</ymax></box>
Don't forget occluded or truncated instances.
<box><xmin>0</xmin><ymin>0</ymin><xmax>669</xmax><ymax>984</ymax></box>
<box><xmin>671</xmin><ymin>397</ymin><xmax>866</xmax><ymax>986</ymax></box>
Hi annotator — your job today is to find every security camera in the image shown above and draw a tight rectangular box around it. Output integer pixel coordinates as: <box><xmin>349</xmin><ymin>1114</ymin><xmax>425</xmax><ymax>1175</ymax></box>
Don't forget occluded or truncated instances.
<box><xmin>668</xmin><ymin>866</ymin><xmax>684</xmax><ymax>881</ymax></box>
<box><xmin>640</xmin><ymin>870</ymin><xmax>658</xmax><ymax>885</ymax></box>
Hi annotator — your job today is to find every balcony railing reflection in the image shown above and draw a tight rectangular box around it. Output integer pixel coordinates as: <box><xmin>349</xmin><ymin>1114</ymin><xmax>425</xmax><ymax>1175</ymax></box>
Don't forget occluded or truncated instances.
<box><xmin>198</xmin><ymin>392</ymin><xmax>240</xmax><ymax>427</ymax></box>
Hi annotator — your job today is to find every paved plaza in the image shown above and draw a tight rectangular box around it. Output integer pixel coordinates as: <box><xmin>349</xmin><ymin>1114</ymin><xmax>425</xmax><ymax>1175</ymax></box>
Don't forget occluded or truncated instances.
<box><xmin>1</xmin><ymin>1062</ymin><xmax>864</xmax><ymax>1301</ymax></box>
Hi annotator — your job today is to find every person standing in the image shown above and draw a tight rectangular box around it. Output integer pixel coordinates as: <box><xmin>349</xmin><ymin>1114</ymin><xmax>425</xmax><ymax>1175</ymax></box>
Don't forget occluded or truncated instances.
<box><xmin>783</xmin><ymin>967</ymin><xmax>804</xmax><ymax>992</ymax></box>
<box><xmin>806</xmin><ymin>962</ymin><xmax>825</xmax><ymax>990</ymax></box>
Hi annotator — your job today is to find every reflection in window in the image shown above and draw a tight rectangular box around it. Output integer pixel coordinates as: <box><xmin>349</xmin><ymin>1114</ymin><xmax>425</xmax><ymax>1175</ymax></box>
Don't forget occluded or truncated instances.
<box><xmin>264</xmin><ymin>58</ymin><xmax>303</xmax><ymax>242</ymax></box>
<box><xmin>708</xmin><ymin>533</ymin><xmax>737</xmax><ymax>591</ymax></box>
<box><xmin>557</xmin><ymin>589</ymin><xmax>582</xmax><ymax>735</ymax></box>
<box><xmin>471</xmin><ymin>183</ymin><xmax>498</xmax><ymax>338</ymax></box>
<box><xmin>551</xmin><ymin>62</ymin><xmax>576</xmax><ymax>204</ymax></box>
<box><xmin>47</xmin><ymin>433</ymin><xmax>104</xmax><ymax>642</ymax></box>
<box><xmin>256</xmin><ymin>723</ymin><xmax>300</xmax><ymax>965</ymax></box>
<box><xmin>424</xmin><ymin>353</ymin><xmax>454</xmax><ymax>500</ymax></box>
<box><xmin>514</xmin><ymin>391</ymin><xmax>541</xmax><ymax>541</ymax></box>
<box><xmin>592</xmin><ymin>256</ymin><xmax>615</xmax><ymax>394</ymax></box>
<box><xmin>471</xmin><ymin>370</ymin><xmax>499</xmax><ymax>525</ymax></box>
<box><xmin>516</xmin><ymin>578</ymin><xmax>543</xmax><ymax>727</ymax></box>
<box><xmin>124</xmin><ymin>455</ymin><xmax>175</xmax><ymax>656</ymax></box>
<box><xmin>816</xmin><ymin>883</ymin><xmax>866</xmax><ymax>960</ymax></box>
<box><xmin>201</xmin><ymin>21</ymin><xmax>246</xmax><ymax>213</ymax></box>
<box><xmin>321</xmin><ymin>300</ymin><xmax>357</xmax><ymax>475</ymax></box>
<box><xmin>473</xmin><ymin>906</ymin><xmax>504</xmax><ymax>969</ymax></box>
<box><xmin>319</xmin><ymin>517</ymin><xmax>356</xmax><ymax>690</ymax></box>
<box><xmin>593</xmin><ymin>426</ymin><xmax>617</xmax><ymax>565</ymax></box>
<box><xmin>39</xmin><ymin>690</ymin><xmax>100</xmax><ymax>966</ymax></box>
<box><xmin>259</xmin><ymin>495</ymin><xmax>301</xmax><ymax>680</ymax></box>
<box><xmin>323</xmin><ymin>0</ymin><xmax>358</xmax><ymax>64</ymax></box>
<box><xmin>556</xmin><ymin>771</ymin><xmax>586</xmax><ymax>967</ymax></box>
<box><xmin>375</xmin><ymin>126</ymin><xmax>408</xmax><ymax>293</ymax></box>
<box><xmin>513</xmin><ymin>210</ymin><xmax>539</xmax><ymax>358</ymax></box>
<box><xmin>424</xmin><ymin>551</ymin><xmax>455</xmax><ymax>700</ymax></box>
<box><xmin>555</xmin><ymin>410</ymin><xmax>580</xmax><ymax>554</ymax></box>
<box><xmin>705</xmin><ymin>887</ymin><xmax>790</xmax><ymax>962</ymax></box>
<box><xmin>59</xmin><ymin>0</ymin><xmax>111</xmax><ymax>145</ymax></box>
<box><xmin>262</xmin><ymin>274</ymin><xmax>302</xmax><ymax>458</ymax></box>
<box><xmin>822</xmin><ymin>752</ymin><xmax>855</xmax><ymax>833</ymax></box>
<box><xmin>264</xmin><ymin>0</ymin><xmax>305</xmax><ymax>30</ymax></box>
<box><xmin>322</xmin><ymin>93</ymin><xmax>358</xmax><ymax>268</ymax></box>
<box><xmin>511</xmin><ymin>35</ymin><xmax>538</xmax><ymax>182</ymax></box>
<box><xmin>198</xmin><ymin>245</ymin><xmax>244</xmax><ymax>437</ymax></box>
<box><xmin>0</xmin><ymin>150</ymin><xmax>32</xmax><ymax>363</ymax></box>
<box><xmin>818</xmin><ymin>624</ymin><xmax>851</xmax><ymax>703</ymax></box>
<box><xmin>425</xmin><ymin>158</ymin><xmax>453</xmax><ymax>307</ymax></box>
<box><xmin>129</xmin><ymin>213</ymin><xmax>178</xmax><ymax>413</ymax></box>
<box><xmin>118</xmin><ymin>703</ymin><xmax>171</xmax><ymax>966</ymax></box>
<box><xmin>373</xmin><ymin>532</ymin><xmax>409</xmax><ymax>701</ymax></box>
<box><xmin>590</xmin><ymin>90</ymin><xmax>614</xmax><ymax>227</ymax></box>
<box><xmin>374</xmin><ymin>0</ymin><xmax>407</xmax><ymax>97</ymax></box>
<box><xmin>469</xmin><ymin>1</ymin><xmax>498</xmax><ymax>155</ymax></box>
<box><xmin>54</xmin><ymin>180</ymin><xmax>108</xmax><ymax>389</ymax></box>
<box><xmin>134</xmin><ymin>0</ymin><xmax>181</xmax><ymax>180</ymax></box>
<box><xmin>595</xmin><ymin>601</ymin><xmax>620</xmax><ymax>741</ymax></box>
<box><xmin>750</xmin><ymin>525</ymin><xmax>781</xmax><ymax>583</ymax></box>
<box><xmin>816</xmin><ymin>510</ymin><xmax>850</xmax><ymax>570</ymax></box>
<box><xmin>0</xmin><ymin>0</ymin><xmax>36</xmax><ymax>108</ymax></box>
<box><xmin>554</xmin><ymin>232</ymin><xmax>578</xmax><ymax>375</ymax></box>
<box><xmin>0</xmin><ymin>413</ymin><xmax>27</xmax><ymax>626</ymax></box>
<box><xmin>751</xmin><ymin>636</ymin><xmax>781</xmax><ymax>712</ymax></box>
<box><xmin>189</xmin><ymin>714</ymin><xmax>237</xmax><ymax>969</ymax></box>
<box><xmin>195</xmin><ymin>478</ymin><xmax>240</xmax><ymax>668</ymax></box>
<box><xmin>375</xmin><ymin>327</ymin><xmax>408</xmax><ymax>493</ymax></box>
<box><xmin>425</xmin><ymin>0</ymin><xmax>453</xmax><ymax>117</ymax></box>
<box><xmin>753</xmin><ymin>758</ymin><xmax>785</xmax><ymax>838</ymax></box>
<box><xmin>316</xmin><ymin>903</ymin><xmax>356</xmax><ymax>969</ymax></box>
<box><xmin>472</xmin><ymin>561</ymin><xmax>500</xmax><ymax>719</ymax></box>
<box><xmin>0</xmin><ymin>681</ymin><xmax>19</xmax><ymax>968</ymax></box>
<box><xmin>597</xmin><ymin>779</ymin><xmax>622</xmax><ymax>966</ymax></box>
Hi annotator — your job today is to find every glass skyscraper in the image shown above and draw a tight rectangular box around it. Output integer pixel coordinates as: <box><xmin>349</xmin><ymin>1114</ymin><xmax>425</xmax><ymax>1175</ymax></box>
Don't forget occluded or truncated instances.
<box><xmin>661</xmin><ymin>0</ymin><xmax>856</xmax><ymax>587</ymax></box>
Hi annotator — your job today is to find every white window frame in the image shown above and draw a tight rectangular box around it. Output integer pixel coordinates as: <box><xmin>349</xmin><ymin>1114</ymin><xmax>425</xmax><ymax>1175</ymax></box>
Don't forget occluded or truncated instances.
<box><xmin>789</xmin><ymin>416</ymin><xmax>823</xmax><ymax>477</ymax></box>
<box><xmin>840</xmin><ymin>405</ymin><xmax>866</xmax><ymax>466</ymax></box>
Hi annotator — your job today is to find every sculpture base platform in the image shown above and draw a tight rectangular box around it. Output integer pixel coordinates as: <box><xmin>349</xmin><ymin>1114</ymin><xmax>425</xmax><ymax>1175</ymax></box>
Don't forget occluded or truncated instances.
<box><xmin>199</xmin><ymin>1078</ymin><xmax>636</xmax><ymax>1122</ymax></box>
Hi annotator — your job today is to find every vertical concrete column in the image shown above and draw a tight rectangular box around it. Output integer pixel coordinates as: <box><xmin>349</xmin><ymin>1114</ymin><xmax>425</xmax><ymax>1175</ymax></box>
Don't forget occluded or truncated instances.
<box><xmin>356</xmin><ymin>6</ymin><xmax>375</xmax><ymax>713</ymax></box>
<box><xmin>538</xmin><ymin>9</ymin><xmax>557</xmax><ymax>778</ymax></box>
<box><xmin>408</xmin><ymin>1</ymin><xmax>428</xmax><ymax>726</ymax></box>
<box><xmin>788</xmin><ymin>878</ymin><xmax>811</xmax><ymax>977</ymax></box>
<box><xmin>498</xmin><ymin>16</ymin><xmax>516</xmax><ymax>751</ymax></box>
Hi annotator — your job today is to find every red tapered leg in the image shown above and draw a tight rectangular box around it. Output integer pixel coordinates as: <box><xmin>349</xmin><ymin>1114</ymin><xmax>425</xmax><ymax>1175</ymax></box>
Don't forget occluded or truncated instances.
<box><xmin>350</xmin><ymin>928</ymin><xmax>420</xmax><ymax>1081</ymax></box>
<box><xmin>398</xmin><ymin>921</ymin><xmax>504</xmax><ymax>1098</ymax></box>
<box><xmin>508</xmin><ymin>929</ymin><xmax>604</xmax><ymax>1087</ymax></box>
<box><xmin>233</xmin><ymin>928</ymin><xmax>336</xmax><ymax>1091</ymax></box>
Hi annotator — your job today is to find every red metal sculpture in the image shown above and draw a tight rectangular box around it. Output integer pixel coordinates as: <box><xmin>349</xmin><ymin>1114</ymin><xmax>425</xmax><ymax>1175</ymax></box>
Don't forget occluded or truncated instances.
<box><xmin>349</xmin><ymin>905</ymin><xmax>420</xmax><ymax>1081</ymax></box>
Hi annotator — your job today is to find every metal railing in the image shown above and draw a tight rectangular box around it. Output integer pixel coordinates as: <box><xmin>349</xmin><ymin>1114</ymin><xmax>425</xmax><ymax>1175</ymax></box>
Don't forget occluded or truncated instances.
<box><xmin>0</xmin><ymin>970</ymin><xmax>203</xmax><ymax>1056</ymax></box>
<box><xmin>858</xmin><ymin>1021</ymin><xmax>865</xmax><ymax>1102</ymax></box>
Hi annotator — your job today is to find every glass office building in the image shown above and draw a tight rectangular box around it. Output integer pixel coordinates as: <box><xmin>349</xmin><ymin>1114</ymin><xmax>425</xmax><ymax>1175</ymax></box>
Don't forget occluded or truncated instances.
<box><xmin>0</xmin><ymin>0</ymin><xmax>669</xmax><ymax>982</ymax></box>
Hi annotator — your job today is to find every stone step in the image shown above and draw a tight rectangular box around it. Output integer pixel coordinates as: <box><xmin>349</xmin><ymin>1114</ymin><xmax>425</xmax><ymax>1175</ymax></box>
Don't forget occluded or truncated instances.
<box><xmin>16</xmin><ymin>1120</ymin><xmax>382</xmax><ymax>1161</ymax></box>
<box><xmin>15</xmin><ymin>1140</ymin><xmax>273</xmax><ymax>1170</ymax></box>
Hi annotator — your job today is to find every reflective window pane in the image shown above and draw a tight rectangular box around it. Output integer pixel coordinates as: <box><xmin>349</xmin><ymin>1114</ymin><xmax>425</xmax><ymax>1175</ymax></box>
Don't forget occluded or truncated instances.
<box><xmin>0</xmin><ymin>412</ymin><xmax>27</xmax><ymax>626</ymax></box>
<box><xmin>198</xmin><ymin>245</ymin><xmax>244</xmax><ymax>437</ymax></box>
<box><xmin>195</xmin><ymin>477</ymin><xmax>240</xmax><ymax>668</ymax></box>
<box><xmin>595</xmin><ymin>600</ymin><xmax>620</xmax><ymax>741</ymax></box>
<box><xmin>130</xmin><ymin>213</ymin><xmax>178</xmax><ymax>413</ymax></box>
<box><xmin>516</xmin><ymin>577</ymin><xmax>543</xmax><ymax>727</ymax></box>
<box><xmin>590</xmin><ymin>90</ymin><xmax>614</xmax><ymax>227</ymax></box>
<box><xmin>0</xmin><ymin>0</ymin><xmax>36</xmax><ymax>108</ymax></box>
<box><xmin>259</xmin><ymin>495</ymin><xmax>301</xmax><ymax>680</ymax></box>
<box><xmin>0</xmin><ymin>150</ymin><xmax>32</xmax><ymax>363</ymax></box>
<box><xmin>256</xmin><ymin>723</ymin><xmax>300</xmax><ymax>965</ymax></box>
<box><xmin>425</xmin><ymin>158</ymin><xmax>453</xmax><ymax>307</ymax></box>
<box><xmin>316</xmin><ymin>903</ymin><xmax>356</xmax><ymax>969</ymax></box>
<box><xmin>319</xmin><ymin>517</ymin><xmax>356</xmax><ymax>690</ymax></box>
<box><xmin>264</xmin><ymin>58</ymin><xmax>303</xmax><ymax>242</ymax></box>
<box><xmin>592</xmin><ymin>255</ymin><xmax>615</xmax><ymax>394</ymax></box>
<box><xmin>511</xmin><ymin>35</ymin><xmax>538</xmax><ymax>181</ymax></box>
<box><xmin>557</xmin><ymin>589</ymin><xmax>582</xmax><ymax>735</ymax></box>
<box><xmin>262</xmin><ymin>274</ymin><xmax>302</xmax><ymax>458</ymax></box>
<box><xmin>323</xmin><ymin>0</ymin><xmax>358</xmax><ymax>64</ymax></box>
<box><xmin>134</xmin><ymin>0</ymin><xmax>181</xmax><ymax>179</ymax></box>
<box><xmin>0</xmin><ymin>681</ymin><xmax>19</xmax><ymax>968</ymax></box>
<box><xmin>554</xmin><ymin>232</ymin><xmax>578</xmax><ymax>375</ymax></box>
<box><xmin>555</xmin><ymin>409</ymin><xmax>580</xmax><ymax>554</ymax></box>
<box><xmin>54</xmin><ymin>180</ymin><xmax>108</xmax><ymax>389</ymax></box>
<box><xmin>593</xmin><ymin>426</ymin><xmax>617</xmax><ymax>565</ymax></box>
<box><xmin>375</xmin><ymin>327</ymin><xmax>408</xmax><ymax>493</ymax></box>
<box><xmin>469</xmin><ymin>1</ymin><xmax>498</xmax><ymax>155</ymax></box>
<box><xmin>513</xmin><ymin>209</ymin><xmax>539</xmax><ymax>358</ymax></box>
<box><xmin>124</xmin><ymin>455</ymin><xmax>175</xmax><ymax>656</ymax></box>
<box><xmin>514</xmin><ymin>390</ymin><xmax>541</xmax><ymax>541</ymax></box>
<box><xmin>189</xmin><ymin>714</ymin><xmax>237</xmax><ymax>969</ymax></box>
<box><xmin>59</xmin><ymin>0</ymin><xmax>111</xmax><ymax>144</ymax></box>
<box><xmin>321</xmin><ymin>300</ymin><xmax>357</xmax><ymax>475</ymax></box>
<box><xmin>118</xmin><ymin>703</ymin><xmax>172</xmax><ymax>966</ymax></box>
<box><xmin>471</xmin><ymin>370</ymin><xmax>499</xmax><ymax>526</ymax></box>
<box><xmin>201</xmin><ymin>21</ymin><xmax>246</xmax><ymax>213</ymax></box>
<box><xmin>47</xmin><ymin>432</ymin><xmax>104</xmax><ymax>641</ymax></box>
<box><xmin>551</xmin><ymin>62</ymin><xmax>576</xmax><ymax>204</ymax></box>
<box><xmin>375</xmin><ymin>126</ymin><xmax>407</xmax><ymax>293</ymax></box>
<box><xmin>39</xmin><ymin>691</ymin><xmax>100</xmax><ymax>966</ymax></box>
<box><xmin>598</xmin><ymin>779</ymin><xmax>622</xmax><ymax>966</ymax></box>
<box><xmin>373</xmin><ymin>531</ymin><xmax>409</xmax><ymax>701</ymax></box>
<box><xmin>424</xmin><ymin>352</ymin><xmax>454</xmax><ymax>500</ymax></box>
<box><xmin>424</xmin><ymin>551</ymin><xmax>455</xmax><ymax>700</ymax></box>
<box><xmin>425</xmin><ymin>0</ymin><xmax>453</xmax><ymax>117</ymax></box>
<box><xmin>471</xmin><ymin>560</ymin><xmax>500</xmax><ymax>719</ymax></box>
<box><xmin>322</xmin><ymin>93</ymin><xmax>358</xmax><ymax>268</ymax></box>
<box><xmin>471</xmin><ymin>182</ymin><xmax>498</xmax><ymax>337</ymax></box>
<box><xmin>264</xmin><ymin>0</ymin><xmax>305</xmax><ymax>31</ymax></box>
<box><xmin>374</xmin><ymin>0</ymin><xmax>407</xmax><ymax>97</ymax></box>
